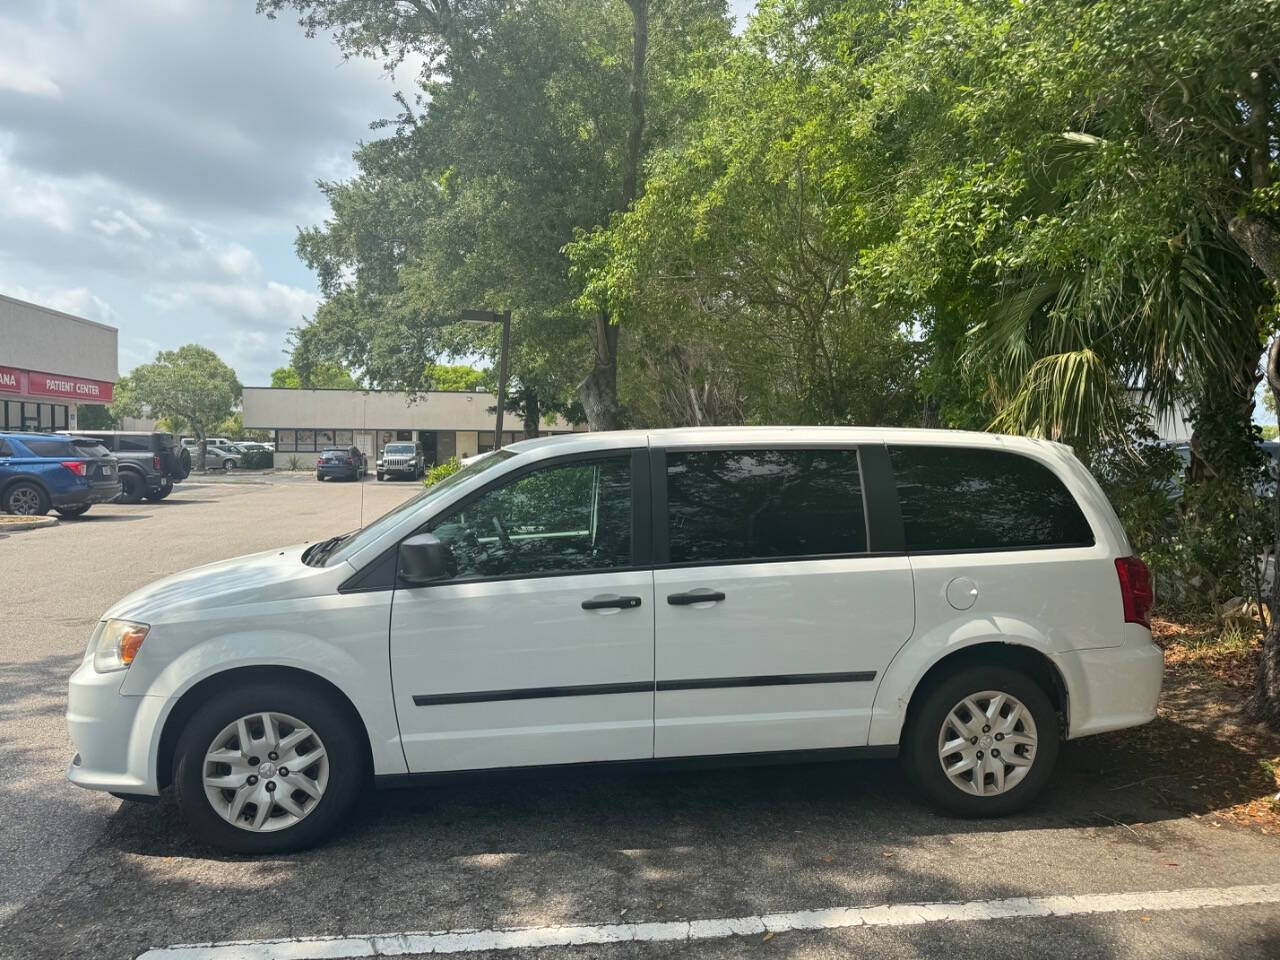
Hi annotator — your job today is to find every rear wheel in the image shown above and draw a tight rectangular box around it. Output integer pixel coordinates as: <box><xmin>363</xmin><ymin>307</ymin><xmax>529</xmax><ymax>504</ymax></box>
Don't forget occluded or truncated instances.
<box><xmin>4</xmin><ymin>482</ymin><xmax>50</xmax><ymax>516</ymax></box>
<box><xmin>118</xmin><ymin>471</ymin><xmax>145</xmax><ymax>504</ymax></box>
<box><xmin>222</xmin><ymin>459</ymin><xmax>236</xmax><ymax>472</ymax></box>
<box><xmin>903</xmin><ymin>664</ymin><xmax>1058</xmax><ymax>817</ymax></box>
<box><xmin>172</xmin><ymin>681</ymin><xmax>365</xmax><ymax>854</ymax></box>
<box><xmin>376</xmin><ymin>472</ymin><xmax>384</xmax><ymax>482</ymax></box>
<box><xmin>145</xmin><ymin>480</ymin><xmax>173</xmax><ymax>501</ymax></box>
<box><xmin>55</xmin><ymin>504</ymin><xmax>91</xmax><ymax>518</ymax></box>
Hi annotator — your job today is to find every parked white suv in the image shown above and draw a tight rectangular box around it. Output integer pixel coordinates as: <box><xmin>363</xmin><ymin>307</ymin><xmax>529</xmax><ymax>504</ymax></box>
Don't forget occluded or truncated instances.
<box><xmin>66</xmin><ymin>427</ymin><xmax>1162</xmax><ymax>853</ymax></box>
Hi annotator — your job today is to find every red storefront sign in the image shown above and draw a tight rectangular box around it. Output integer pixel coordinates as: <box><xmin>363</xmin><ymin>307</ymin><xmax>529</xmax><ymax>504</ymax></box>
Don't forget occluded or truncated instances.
<box><xmin>0</xmin><ymin>366</ymin><xmax>22</xmax><ymax>394</ymax></box>
<box><xmin>1</xmin><ymin>367</ymin><xmax>114</xmax><ymax>403</ymax></box>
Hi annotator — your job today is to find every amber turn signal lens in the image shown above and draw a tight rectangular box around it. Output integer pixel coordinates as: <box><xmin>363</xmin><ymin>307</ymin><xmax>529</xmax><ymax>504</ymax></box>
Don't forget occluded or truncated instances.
<box><xmin>119</xmin><ymin>627</ymin><xmax>148</xmax><ymax>665</ymax></box>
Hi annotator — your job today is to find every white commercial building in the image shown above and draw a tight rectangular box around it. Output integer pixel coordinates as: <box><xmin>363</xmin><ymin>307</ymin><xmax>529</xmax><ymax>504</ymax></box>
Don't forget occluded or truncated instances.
<box><xmin>242</xmin><ymin>386</ymin><xmax>580</xmax><ymax>468</ymax></box>
<box><xmin>0</xmin><ymin>293</ymin><xmax>118</xmax><ymax>432</ymax></box>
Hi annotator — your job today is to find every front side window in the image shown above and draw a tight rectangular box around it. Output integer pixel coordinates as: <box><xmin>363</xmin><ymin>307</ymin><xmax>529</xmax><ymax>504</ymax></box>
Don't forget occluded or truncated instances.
<box><xmin>889</xmin><ymin>445</ymin><xmax>1094</xmax><ymax>552</ymax></box>
<box><xmin>429</xmin><ymin>455</ymin><xmax>633</xmax><ymax>581</ymax></box>
<box><xmin>665</xmin><ymin>448</ymin><xmax>867</xmax><ymax>565</ymax></box>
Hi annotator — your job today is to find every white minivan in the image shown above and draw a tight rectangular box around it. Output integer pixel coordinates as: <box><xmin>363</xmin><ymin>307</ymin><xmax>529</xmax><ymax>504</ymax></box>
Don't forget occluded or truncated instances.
<box><xmin>67</xmin><ymin>427</ymin><xmax>1162</xmax><ymax>853</ymax></box>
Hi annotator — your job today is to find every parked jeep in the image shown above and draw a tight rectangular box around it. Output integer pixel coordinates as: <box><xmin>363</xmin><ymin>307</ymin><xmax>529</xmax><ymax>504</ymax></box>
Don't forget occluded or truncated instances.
<box><xmin>376</xmin><ymin>441</ymin><xmax>426</xmax><ymax>481</ymax></box>
<box><xmin>65</xmin><ymin>430</ymin><xmax>189</xmax><ymax>503</ymax></box>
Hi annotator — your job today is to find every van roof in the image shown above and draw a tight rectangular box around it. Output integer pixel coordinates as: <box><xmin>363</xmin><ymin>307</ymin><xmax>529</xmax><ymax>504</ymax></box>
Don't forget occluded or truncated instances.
<box><xmin>501</xmin><ymin>425</ymin><xmax>1066</xmax><ymax>454</ymax></box>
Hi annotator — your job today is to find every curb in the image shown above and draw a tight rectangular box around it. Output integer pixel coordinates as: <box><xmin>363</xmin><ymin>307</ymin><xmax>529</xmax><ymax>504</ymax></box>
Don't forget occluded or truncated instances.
<box><xmin>0</xmin><ymin>515</ymin><xmax>59</xmax><ymax>532</ymax></box>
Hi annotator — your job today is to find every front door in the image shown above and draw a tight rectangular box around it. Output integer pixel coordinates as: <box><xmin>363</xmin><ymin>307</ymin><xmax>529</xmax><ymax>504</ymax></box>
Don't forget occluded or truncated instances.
<box><xmin>652</xmin><ymin>446</ymin><xmax>915</xmax><ymax>758</ymax></box>
<box><xmin>390</xmin><ymin>450</ymin><xmax>655</xmax><ymax>772</ymax></box>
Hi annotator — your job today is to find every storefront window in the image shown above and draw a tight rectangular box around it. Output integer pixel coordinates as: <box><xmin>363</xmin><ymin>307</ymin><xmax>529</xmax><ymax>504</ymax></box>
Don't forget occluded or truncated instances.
<box><xmin>335</xmin><ymin>430</ymin><xmax>353</xmax><ymax>445</ymax></box>
<box><xmin>277</xmin><ymin>430</ymin><xmax>296</xmax><ymax>452</ymax></box>
<box><xmin>296</xmin><ymin>430</ymin><xmax>316</xmax><ymax>452</ymax></box>
<box><xmin>317</xmin><ymin>429</ymin><xmax>335</xmax><ymax>447</ymax></box>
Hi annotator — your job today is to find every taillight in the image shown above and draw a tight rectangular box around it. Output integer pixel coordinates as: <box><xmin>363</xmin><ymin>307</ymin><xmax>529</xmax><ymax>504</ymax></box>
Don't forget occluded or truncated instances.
<box><xmin>344</xmin><ymin>457</ymin><xmax>353</xmax><ymax>465</ymax></box>
<box><xmin>153</xmin><ymin>454</ymin><xmax>162</xmax><ymax>470</ymax></box>
<box><xmin>1115</xmin><ymin>556</ymin><xmax>1153</xmax><ymax>628</ymax></box>
<box><xmin>59</xmin><ymin>460</ymin><xmax>87</xmax><ymax>477</ymax></box>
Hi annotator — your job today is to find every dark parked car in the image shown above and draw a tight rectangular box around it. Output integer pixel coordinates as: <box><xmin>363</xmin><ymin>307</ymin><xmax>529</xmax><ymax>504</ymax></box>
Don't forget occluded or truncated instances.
<box><xmin>0</xmin><ymin>432</ymin><xmax>122</xmax><ymax>517</ymax></box>
<box><xmin>65</xmin><ymin>430</ymin><xmax>189</xmax><ymax>503</ymax></box>
<box><xmin>316</xmin><ymin>445</ymin><xmax>367</xmax><ymax>482</ymax></box>
<box><xmin>376</xmin><ymin>441</ymin><xmax>425</xmax><ymax>481</ymax></box>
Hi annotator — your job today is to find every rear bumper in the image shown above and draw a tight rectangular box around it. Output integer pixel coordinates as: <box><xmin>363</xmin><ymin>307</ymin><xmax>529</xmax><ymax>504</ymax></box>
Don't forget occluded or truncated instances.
<box><xmin>52</xmin><ymin>480</ymin><xmax>123</xmax><ymax>506</ymax></box>
<box><xmin>317</xmin><ymin>465</ymin><xmax>359</xmax><ymax>478</ymax></box>
<box><xmin>1053</xmin><ymin>633</ymin><xmax>1164</xmax><ymax>739</ymax></box>
<box><xmin>66</xmin><ymin>659</ymin><xmax>165</xmax><ymax>796</ymax></box>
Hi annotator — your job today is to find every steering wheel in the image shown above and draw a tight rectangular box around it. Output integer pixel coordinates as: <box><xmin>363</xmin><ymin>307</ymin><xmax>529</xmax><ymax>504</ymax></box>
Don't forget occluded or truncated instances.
<box><xmin>491</xmin><ymin>516</ymin><xmax>513</xmax><ymax>551</ymax></box>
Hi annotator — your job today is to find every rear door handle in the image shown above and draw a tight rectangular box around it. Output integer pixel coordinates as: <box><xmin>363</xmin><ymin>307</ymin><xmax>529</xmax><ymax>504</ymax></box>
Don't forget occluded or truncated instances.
<box><xmin>667</xmin><ymin>590</ymin><xmax>726</xmax><ymax>606</ymax></box>
<box><xmin>581</xmin><ymin>595</ymin><xmax>643</xmax><ymax>611</ymax></box>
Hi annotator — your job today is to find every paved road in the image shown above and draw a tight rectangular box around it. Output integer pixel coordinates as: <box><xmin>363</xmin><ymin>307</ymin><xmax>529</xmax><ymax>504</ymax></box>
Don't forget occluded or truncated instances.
<box><xmin>1</xmin><ymin>475</ymin><xmax>1277</xmax><ymax>960</ymax></box>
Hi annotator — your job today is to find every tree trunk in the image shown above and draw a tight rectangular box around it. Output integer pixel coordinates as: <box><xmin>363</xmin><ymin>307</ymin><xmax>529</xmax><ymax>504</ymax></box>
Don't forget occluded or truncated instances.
<box><xmin>577</xmin><ymin>312</ymin><xmax>621</xmax><ymax>430</ymax></box>
<box><xmin>196</xmin><ymin>434</ymin><xmax>207</xmax><ymax>473</ymax></box>
<box><xmin>1228</xmin><ymin>215</ymin><xmax>1280</xmax><ymax>288</ymax></box>
<box><xmin>1259</xmin><ymin>337</ymin><xmax>1280</xmax><ymax>726</ymax></box>
<box><xmin>521</xmin><ymin>388</ymin><xmax>540</xmax><ymax>439</ymax></box>
<box><xmin>574</xmin><ymin>0</ymin><xmax>648</xmax><ymax>431</ymax></box>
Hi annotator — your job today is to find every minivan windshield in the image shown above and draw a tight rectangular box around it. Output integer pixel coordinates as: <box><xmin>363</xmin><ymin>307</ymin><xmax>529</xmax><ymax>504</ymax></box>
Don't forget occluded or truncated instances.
<box><xmin>311</xmin><ymin>449</ymin><xmax>517</xmax><ymax>567</ymax></box>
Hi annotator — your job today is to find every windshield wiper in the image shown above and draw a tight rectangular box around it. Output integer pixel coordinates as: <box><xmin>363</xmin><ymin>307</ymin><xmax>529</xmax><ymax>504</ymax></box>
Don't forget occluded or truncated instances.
<box><xmin>303</xmin><ymin>533</ymin><xmax>350</xmax><ymax>567</ymax></box>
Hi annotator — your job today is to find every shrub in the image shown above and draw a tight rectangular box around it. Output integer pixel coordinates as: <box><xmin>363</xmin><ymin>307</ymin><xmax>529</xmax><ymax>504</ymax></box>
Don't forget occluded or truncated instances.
<box><xmin>286</xmin><ymin>455</ymin><xmax>302</xmax><ymax>472</ymax></box>
<box><xmin>424</xmin><ymin>456</ymin><xmax>462</xmax><ymax>487</ymax></box>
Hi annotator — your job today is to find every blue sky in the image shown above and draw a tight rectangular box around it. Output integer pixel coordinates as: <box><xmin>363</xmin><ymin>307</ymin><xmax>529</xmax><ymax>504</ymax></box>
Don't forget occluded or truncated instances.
<box><xmin>0</xmin><ymin>1</ymin><xmax>758</xmax><ymax>386</ymax></box>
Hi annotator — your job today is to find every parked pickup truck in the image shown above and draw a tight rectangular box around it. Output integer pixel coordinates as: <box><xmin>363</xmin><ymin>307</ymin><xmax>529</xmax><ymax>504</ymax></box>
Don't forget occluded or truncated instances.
<box><xmin>63</xmin><ymin>430</ymin><xmax>190</xmax><ymax>503</ymax></box>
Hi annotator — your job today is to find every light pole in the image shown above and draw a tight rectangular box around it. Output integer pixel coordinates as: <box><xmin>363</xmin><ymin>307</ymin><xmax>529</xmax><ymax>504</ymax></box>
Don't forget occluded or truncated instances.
<box><xmin>461</xmin><ymin>309</ymin><xmax>512</xmax><ymax>449</ymax></box>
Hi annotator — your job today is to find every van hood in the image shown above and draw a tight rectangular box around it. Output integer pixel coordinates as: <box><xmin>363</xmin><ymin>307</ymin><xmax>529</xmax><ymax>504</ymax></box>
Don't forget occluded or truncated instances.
<box><xmin>102</xmin><ymin>543</ymin><xmax>341</xmax><ymax>622</ymax></box>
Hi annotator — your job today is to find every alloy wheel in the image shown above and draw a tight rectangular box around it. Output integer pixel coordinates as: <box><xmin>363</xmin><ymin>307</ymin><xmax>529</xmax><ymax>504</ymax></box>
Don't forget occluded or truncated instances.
<box><xmin>8</xmin><ymin>486</ymin><xmax>42</xmax><ymax>515</ymax></box>
<box><xmin>202</xmin><ymin>712</ymin><xmax>329</xmax><ymax>832</ymax></box>
<box><xmin>937</xmin><ymin>690</ymin><xmax>1037</xmax><ymax>797</ymax></box>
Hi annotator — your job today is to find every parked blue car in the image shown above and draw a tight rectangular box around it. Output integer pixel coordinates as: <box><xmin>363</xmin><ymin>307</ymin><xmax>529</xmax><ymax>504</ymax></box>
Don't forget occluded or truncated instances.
<box><xmin>0</xmin><ymin>432</ymin><xmax>123</xmax><ymax>517</ymax></box>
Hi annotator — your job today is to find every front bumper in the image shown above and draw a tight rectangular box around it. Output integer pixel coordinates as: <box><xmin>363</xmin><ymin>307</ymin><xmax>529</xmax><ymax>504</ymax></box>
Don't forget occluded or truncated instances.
<box><xmin>1052</xmin><ymin>629</ymin><xmax>1164</xmax><ymax>739</ymax></box>
<box><xmin>66</xmin><ymin>659</ymin><xmax>166</xmax><ymax>795</ymax></box>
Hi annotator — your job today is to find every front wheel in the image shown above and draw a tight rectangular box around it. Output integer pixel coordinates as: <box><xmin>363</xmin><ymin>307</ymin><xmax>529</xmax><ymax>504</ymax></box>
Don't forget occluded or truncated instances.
<box><xmin>902</xmin><ymin>664</ymin><xmax>1059</xmax><ymax>817</ymax></box>
<box><xmin>223</xmin><ymin>459</ymin><xmax>236</xmax><ymax>472</ymax></box>
<box><xmin>376</xmin><ymin>472</ymin><xmax>384</xmax><ymax>482</ymax></box>
<box><xmin>172</xmin><ymin>682</ymin><xmax>365</xmax><ymax>854</ymax></box>
<box><xmin>55</xmin><ymin>504</ymin><xmax>91</xmax><ymax>518</ymax></box>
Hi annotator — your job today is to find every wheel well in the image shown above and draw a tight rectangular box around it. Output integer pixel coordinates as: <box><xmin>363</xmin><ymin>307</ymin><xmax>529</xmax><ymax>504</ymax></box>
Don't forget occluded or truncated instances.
<box><xmin>903</xmin><ymin>642</ymin><xmax>1068</xmax><ymax>738</ymax></box>
<box><xmin>155</xmin><ymin>665</ymin><xmax>373</xmax><ymax>791</ymax></box>
<box><xmin>0</xmin><ymin>474</ymin><xmax>50</xmax><ymax>501</ymax></box>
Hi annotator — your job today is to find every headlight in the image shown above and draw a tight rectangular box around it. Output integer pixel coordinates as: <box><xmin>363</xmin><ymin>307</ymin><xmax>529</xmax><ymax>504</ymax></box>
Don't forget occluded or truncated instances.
<box><xmin>91</xmin><ymin>619</ymin><xmax>150</xmax><ymax>672</ymax></box>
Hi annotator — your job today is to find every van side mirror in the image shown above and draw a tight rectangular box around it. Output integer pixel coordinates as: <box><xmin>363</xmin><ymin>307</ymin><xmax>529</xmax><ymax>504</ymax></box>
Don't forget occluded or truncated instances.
<box><xmin>398</xmin><ymin>532</ymin><xmax>454</xmax><ymax>585</ymax></box>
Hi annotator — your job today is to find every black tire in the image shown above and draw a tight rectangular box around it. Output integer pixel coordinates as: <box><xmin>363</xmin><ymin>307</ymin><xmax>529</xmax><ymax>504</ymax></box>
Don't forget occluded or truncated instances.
<box><xmin>145</xmin><ymin>480</ymin><xmax>174</xmax><ymax>502</ymax></box>
<box><xmin>178</xmin><ymin>448</ymin><xmax>192</xmax><ymax>479</ymax></box>
<box><xmin>222</xmin><ymin>459</ymin><xmax>236</xmax><ymax>472</ymax></box>
<box><xmin>3</xmin><ymin>481</ymin><xmax>50</xmax><ymax>516</ymax></box>
<box><xmin>902</xmin><ymin>663</ymin><xmax>1059</xmax><ymax>818</ymax></box>
<box><xmin>316</xmin><ymin>473</ymin><xmax>324</xmax><ymax>481</ymax></box>
<box><xmin>118</xmin><ymin>471</ymin><xmax>145</xmax><ymax>504</ymax></box>
<box><xmin>55</xmin><ymin>504</ymin><xmax>91</xmax><ymax>518</ymax></box>
<box><xmin>172</xmin><ymin>680</ymin><xmax>365</xmax><ymax>854</ymax></box>
<box><xmin>376</xmin><ymin>473</ymin><xmax>384</xmax><ymax>482</ymax></box>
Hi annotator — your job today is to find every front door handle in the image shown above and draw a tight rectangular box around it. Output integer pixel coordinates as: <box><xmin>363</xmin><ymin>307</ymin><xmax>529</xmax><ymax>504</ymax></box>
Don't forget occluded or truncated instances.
<box><xmin>581</xmin><ymin>595</ymin><xmax>642</xmax><ymax>611</ymax></box>
<box><xmin>667</xmin><ymin>590</ymin><xmax>726</xmax><ymax>606</ymax></box>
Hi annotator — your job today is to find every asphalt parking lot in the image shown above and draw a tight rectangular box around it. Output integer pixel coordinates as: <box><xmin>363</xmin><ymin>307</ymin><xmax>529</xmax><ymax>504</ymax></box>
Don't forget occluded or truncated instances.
<box><xmin>1</xmin><ymin>474</ymin><xmax>1278</xmax><ymax>960</ymax></box>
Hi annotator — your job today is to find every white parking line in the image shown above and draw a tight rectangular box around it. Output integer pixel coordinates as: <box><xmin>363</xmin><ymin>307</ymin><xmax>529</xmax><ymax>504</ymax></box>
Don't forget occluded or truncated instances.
<box><xmin>138</xmin><ymin>882</ymin><xmax>1280</xmax><ymax>960</ymax></box>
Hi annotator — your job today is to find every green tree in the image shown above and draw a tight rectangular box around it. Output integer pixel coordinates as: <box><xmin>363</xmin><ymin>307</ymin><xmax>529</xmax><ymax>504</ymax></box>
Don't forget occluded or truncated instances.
<box><xmin>428</xmin><ymin>364</ymin><xmax>490</xmax><ymax>392</ymax></box>
<box><xmin>114</xmin><ymin>346</ymin><xmax>241</xmax><ymax>472</ymax></box>
<box><xmin>270</xmin><ymin>363</ymin><xmax>359</xmax><ymax>389</ymax></box>
<box><xmin>75</xmin><ymin>404</ymin><xmax>117</xmax><ymax>430</ymax></box>
<box><xmin>263</xmin><ymin>0</ymin><xmax>732</xmax><ymax>429</ymax></box>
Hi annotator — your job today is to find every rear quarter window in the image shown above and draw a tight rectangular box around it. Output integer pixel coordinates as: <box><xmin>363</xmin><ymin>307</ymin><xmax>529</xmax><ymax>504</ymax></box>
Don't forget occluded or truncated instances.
<box><xmin>22</xmin><ymin>439</ymin><xmax>76</xmax><ymax>457</ymax></box>
<box><xmin>889</xmin><ymin>445</ymin><xmax>1094</xmax><ymax>552</ymax></box>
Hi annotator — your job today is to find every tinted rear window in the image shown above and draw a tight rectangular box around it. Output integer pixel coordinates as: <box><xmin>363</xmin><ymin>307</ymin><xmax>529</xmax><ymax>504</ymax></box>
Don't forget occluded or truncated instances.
<box><xmin>117</xmin><ymin>435</ymin><xmax>152</xmax><ymax>451</ymax></box>
<box><xmin>23</xmin><ymin>439</ymin><xmax>76</xmax><ymax>457</ymax></box>
<box><xmin>889</xmin><ymin>445</ymin><xmax>1094</xmax><ymax>552</ymax></box>
<box><xmin>70</xmin><ymin>438</ymin><xmax>111</xmax><ymax>458</ymax></box>
<box><xmin>665</xmin><ymin>448</ymin><xmax>867</xmax><ymax>564</ymax></box>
